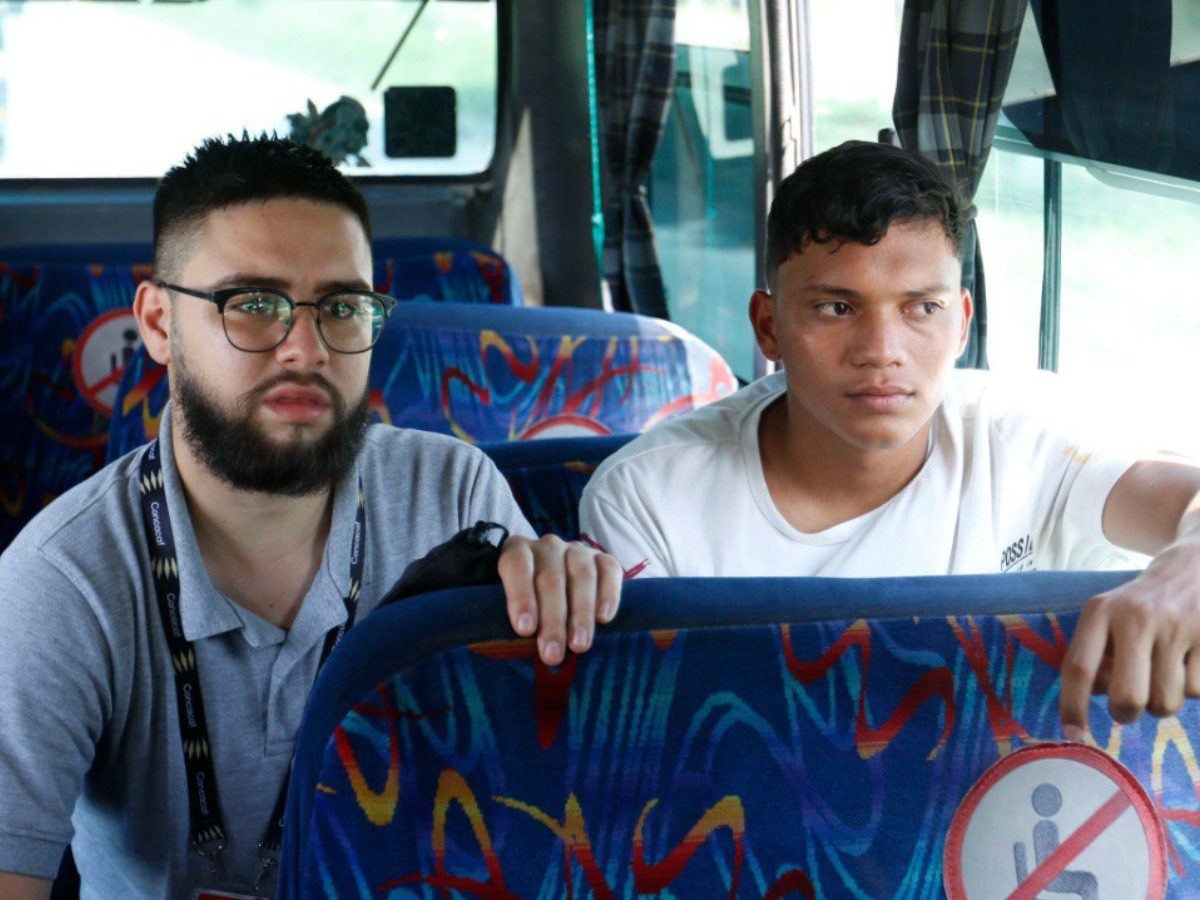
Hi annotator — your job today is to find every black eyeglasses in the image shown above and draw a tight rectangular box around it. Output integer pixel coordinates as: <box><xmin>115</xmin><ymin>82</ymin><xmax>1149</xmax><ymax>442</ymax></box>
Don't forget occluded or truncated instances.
<box><xmin>155</xmin><ymin>281</ymin><xmax>397</xmax><ymax>354</ymax></box>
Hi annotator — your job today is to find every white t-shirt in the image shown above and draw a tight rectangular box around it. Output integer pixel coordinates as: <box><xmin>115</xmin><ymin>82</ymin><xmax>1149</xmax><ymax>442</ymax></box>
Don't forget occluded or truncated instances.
<box><xmin>580</xmin><ymin>370</ymin><xmax>1144</xmax><ymax>578</ymax></box>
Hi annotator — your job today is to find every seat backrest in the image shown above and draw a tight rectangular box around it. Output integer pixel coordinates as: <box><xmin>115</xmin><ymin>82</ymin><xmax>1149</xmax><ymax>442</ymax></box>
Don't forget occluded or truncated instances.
<box><xmin>6</xmin><ymin>237</ymin><xmax>522</xmax><ymax>306</ymax></box>
<box><xmin>373</xmin><ymin>236</ymin><xmax>523</xmax><ymax>307</ymax></box>
<box><xmin>0</xmin><ymin>258</ymin><xmax>149</xmax><ymax>552</ymax></box>
<box><xmin>108</xmin><ymin>303</ymin><xmax>734</xmax><ymax>458</ymax></box>
<box><xmin>481</xmin><ymin>434</ymin><xmax>636</xmax><ymax>539</ymax></box>
<box><xmin>0</xmin><ymin>238</ymin><xmax>522</xmax><ymax>553</ymax></box>
<box><xmin>280</xmin><ymin>571</ymin><xmax>1200</xmax><ymax>899</ymax></box>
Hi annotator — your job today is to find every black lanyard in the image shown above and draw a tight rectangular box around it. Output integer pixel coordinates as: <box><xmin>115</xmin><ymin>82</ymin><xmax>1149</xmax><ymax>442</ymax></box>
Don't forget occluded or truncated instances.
<box><xmin>137</xmin><ymin>439</ymin><xmax>365</xmax><ymax>888</ymax></box>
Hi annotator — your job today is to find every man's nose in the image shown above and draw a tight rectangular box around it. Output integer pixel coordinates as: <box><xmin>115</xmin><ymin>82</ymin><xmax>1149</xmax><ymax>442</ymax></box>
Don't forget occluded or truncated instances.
<box><xmin>849</xmin><ymin>311</ymin><xmax>906</xmax><ymax>368</ymax></box>
<box><xmin>275</xmin><ymin>305</ymin><xmax>329</xmax><ymax>367</ymax></box>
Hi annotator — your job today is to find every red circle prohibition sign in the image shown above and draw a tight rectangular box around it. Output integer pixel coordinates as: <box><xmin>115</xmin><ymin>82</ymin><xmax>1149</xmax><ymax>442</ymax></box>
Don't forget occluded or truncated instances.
<box><xmin>944</xmin><ymin>742</ymin><xmax>1167</xmax><ymax>900</ymax></box>
<box><xmin>71</xmin><ymin>308</ymin><xmax>140</xmax><ymax>417</ymax></box>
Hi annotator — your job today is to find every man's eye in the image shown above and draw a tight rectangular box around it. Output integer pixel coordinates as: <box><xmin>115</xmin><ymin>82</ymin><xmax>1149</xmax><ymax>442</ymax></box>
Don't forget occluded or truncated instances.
<box><xmin>230</xmin><ymin>295</ymin><xmax>278</xmax><ymax>316</ymax></box>
<box><xmin>326</xmin><ymin>299</ymin><xmax>360</xmax><ymax>320</ymax></box>
<box><xmin>911</xmin><ymin>301</ymin><xmax>942</xmax><ymax>317</ymax></box>
<box><xmin>817</xmin><ymin>301</ymin><xmax>853</xmax><ymax>317</ymax></box>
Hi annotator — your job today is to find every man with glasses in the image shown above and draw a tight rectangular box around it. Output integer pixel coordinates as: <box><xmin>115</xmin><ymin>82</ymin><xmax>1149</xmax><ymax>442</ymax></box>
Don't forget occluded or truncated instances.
<box><xmin>0</xmin><ymin>135</ymin><xmax>622</xmax><ymax>899</ymax></box>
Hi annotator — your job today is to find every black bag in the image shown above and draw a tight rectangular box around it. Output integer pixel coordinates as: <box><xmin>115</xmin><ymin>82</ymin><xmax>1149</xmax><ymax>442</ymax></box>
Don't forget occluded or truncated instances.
<box><xmin>379</xmin><ymin>521</ymin><xmax>509</xmax><ymax>607</ymax></box>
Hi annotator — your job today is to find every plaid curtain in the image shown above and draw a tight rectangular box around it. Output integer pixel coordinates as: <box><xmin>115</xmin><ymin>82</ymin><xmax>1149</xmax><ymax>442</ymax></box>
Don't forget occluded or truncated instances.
<box><xmin>594</xmin><ymin>0</ymin><xmax>677</xmax><ymax>318</ymax></box>
<box><xmin>893</xmin><ymin>0</ymin><xmax>1028</xmax><ymax>368</ymax></box>
<box><xmin>1032</xmin><ymin>0</ymin><xmax>1174</xmax><ymax>175</ymax></box>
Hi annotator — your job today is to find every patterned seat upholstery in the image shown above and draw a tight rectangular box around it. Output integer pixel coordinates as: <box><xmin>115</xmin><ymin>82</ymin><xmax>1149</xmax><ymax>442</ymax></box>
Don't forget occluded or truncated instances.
<box><xmin>0</xmin><ymin>257</ymin><xmax>149</xmax><ymax>552</ymax></box>
<box><xmin>0</xmin><ymin>239</ymin><xmax>522</xmax><ymax>552</ymax></box>
<box><xmin>373</xmin><ymin>236</ymin><xmax>523</xmax><ymax>307</ymax></box>
<box><xmin>279</xmin><ymin>572</ymin><xmax>1200</xmax><ymax>898</ymax></box>
<box><xmin>107</xmin><ymin>303</ymin><xmax>735</xmax><ymax>458</ymax></box>
<box><xmin>482</xmin><ymin>434</ymin><xmax>635</xmax><ymax>540</ymax></box>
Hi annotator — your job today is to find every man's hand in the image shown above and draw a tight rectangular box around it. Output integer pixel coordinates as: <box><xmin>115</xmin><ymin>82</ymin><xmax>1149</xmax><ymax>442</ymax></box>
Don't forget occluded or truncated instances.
<box><xmin>1060</xmin><ymin>538</ymin><xmax>1200</xmax><ymax>737</ymax></box>
<box><xmin>1059</xmin><ymin>460</ymin><xmax>1200</xmax><ymax>737</ymax></box>
<box><xmin>498</xmin><ymin>534</ymin><xmax>624</xmax><ymax>665</ymax></box>
<box><xmin>0</xmin><ymin>872</ymin><xmax>51</xmax><ymax>900</ymax></box>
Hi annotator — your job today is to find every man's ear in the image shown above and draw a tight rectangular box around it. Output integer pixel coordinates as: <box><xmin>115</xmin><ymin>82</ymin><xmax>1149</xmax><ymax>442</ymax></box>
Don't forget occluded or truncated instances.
<box><xmin>749</xmin><ymin>289</ymin><xmax>783</xmax><ymax>362</ymax></box>
<box><xmin>956</xmin><ymin>288</ymin><xmax>974</xmax><ymax>358</ymax></box>
<box><xmin>134</xmin><ymin>280</ymin><xmax>172</xmax><ymax>366</ymax></box>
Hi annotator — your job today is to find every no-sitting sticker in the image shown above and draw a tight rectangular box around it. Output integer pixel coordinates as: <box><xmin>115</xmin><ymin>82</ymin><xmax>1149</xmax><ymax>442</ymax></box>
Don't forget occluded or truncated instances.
<box><xmin>72</xmin><ymin>309</ymin><xmax>141</xmax><ymax>417</ymax></box>
<box><xmin>944</xmin><ymin>742</ymin><xmax>1167</xmax><ymax>900</ymax></box>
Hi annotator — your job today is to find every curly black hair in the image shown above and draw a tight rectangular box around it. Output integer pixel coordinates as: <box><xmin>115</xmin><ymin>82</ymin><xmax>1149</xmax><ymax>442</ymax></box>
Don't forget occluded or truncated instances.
<box><xmin>765</xmin><ymin>140</ymin><xmax>973</xmax><ymax>287</ymax></box>
<box><xmin>153</xmin><ymin>133</ymin><xmax>371</xmax><ymax>278</ymax></box>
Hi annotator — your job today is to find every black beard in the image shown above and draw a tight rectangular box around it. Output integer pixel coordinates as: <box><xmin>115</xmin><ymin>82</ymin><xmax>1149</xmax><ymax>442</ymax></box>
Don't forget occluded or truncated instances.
<box><xmin>172</xmin><ymin>362</ymin><xmax>371</xmax><ymax>497</ymax></box>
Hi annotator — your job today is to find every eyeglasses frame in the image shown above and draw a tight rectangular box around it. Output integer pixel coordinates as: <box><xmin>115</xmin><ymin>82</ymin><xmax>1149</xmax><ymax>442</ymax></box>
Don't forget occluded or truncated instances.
<box><xmin>154</xmin><ymin>280</ymin><xmax>397</xmax><ymax>354</ymax></box>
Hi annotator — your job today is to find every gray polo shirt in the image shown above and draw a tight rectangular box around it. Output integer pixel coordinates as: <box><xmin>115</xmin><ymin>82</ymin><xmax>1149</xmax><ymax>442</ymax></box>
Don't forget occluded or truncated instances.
<box><xmin>0</xmin><ymin>413</ymin><xmax>533</xmax><ymax>898</ymax></box>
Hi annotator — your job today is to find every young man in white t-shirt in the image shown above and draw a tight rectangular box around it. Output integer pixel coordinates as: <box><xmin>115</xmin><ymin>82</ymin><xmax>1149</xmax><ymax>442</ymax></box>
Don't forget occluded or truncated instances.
<box><xmin>580</xmin><ymin>139</ymin><xmax>1200</xmax><ymax>738</ymax></box>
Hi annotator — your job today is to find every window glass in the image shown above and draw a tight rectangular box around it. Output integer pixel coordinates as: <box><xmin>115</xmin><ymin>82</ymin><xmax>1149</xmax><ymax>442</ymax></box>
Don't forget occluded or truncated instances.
<box><xmin>809</xmin><ymin>0</ymin><xmax>901</xmax><ymax>153</ymax></box>
<box><xmin>0</xmin><ymin>0</ymin><xmax>497</xmax><ymax>179</ymax></box>
<box><xmin>984</xmin><ymin>141</ymin><xmax>1200</xmax><ymax>457</ymax></box>
<box><xmin>650</xmin><ymin>0</ymin><xmax>757</xmax><ymax>382</ymax></box>
<box><xmin>972</xmin><ymin>147</ymin><xmax>1045</xmax><ymax>377</ymax></box>
<box><xmin>651</xmin><ymin>0</ymin><xmax>904</xmax><ymax>382</ymax></box>
<box><xmin>1055</xmin><ymin>163</ymin><xmax>1200</xmax><ymax>455</ymax></box>
<box><xmin>988</xmin><ymin>1</ymin><xmax>1200</xmax><ymax>456</ymax></box>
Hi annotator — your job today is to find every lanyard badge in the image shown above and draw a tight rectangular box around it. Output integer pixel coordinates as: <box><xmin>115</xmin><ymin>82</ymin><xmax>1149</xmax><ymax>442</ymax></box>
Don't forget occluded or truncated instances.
<box><xmin>139</xmin><ymin>440</ymin><xmax>365</xmax><ymax>892</ymax></box>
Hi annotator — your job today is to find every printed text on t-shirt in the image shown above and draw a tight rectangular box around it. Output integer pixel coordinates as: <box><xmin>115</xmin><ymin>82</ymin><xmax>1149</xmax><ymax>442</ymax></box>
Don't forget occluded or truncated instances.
<box><xmin>1001</xmin><ymin>534</ymin><xmax>1035</xmax><ymax>572</ymax></box>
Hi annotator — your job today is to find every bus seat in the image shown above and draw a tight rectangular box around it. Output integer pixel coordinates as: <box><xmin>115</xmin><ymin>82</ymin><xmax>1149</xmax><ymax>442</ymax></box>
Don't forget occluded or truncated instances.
<box><xmin>278</xmin><ymin>571</ymin><xmax>1200</xmax><ymax>899</ymax></box>
<box><xmin>0</xmin><ymin>238</ymin><xmax>523</xmax><ymax>553</ymax></box>
<box><xmin>107</xmin><ymin>303</ymin><xmax>735</xmax><ymax>458</ymax></box>
<box><xmin>0</xmin><ymin>258</ymin><xmax>149</xmax><ymax>554</ymax></box>
<box><xmin>4</xmin><ymin>237</ymin><xmax>523</xmax><ymax>306</ymax></box>
<box><xmin>481</xmin><ymin>434</ymin><xmax>636</xmax><ymax>539</ymax></box>
<box><xmin>374</xmin><ymin>236</ymin><xmax>524</xmax><ymax>306</ymax></box>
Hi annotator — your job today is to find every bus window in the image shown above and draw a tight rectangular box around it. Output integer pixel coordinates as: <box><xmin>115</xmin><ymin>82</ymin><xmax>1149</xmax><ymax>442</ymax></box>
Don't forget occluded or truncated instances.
<box><xmin>970</xmin><ymin>150</ymin><xmax>1044</xmax><ymax>378</ymax></box>
<box><xmin>648</xmin><ymin>0</ymin><xmax>758</xmax><ymax>383</ymax></box>
<box><xmin>809</xmin><ymin>0</ymin><xmax>900</xmax><ymax>153</ymax></box>
<box><xmin>0</xmin><ymin>0</ymin><xmax>497</xmax><ymax>179</ymax></box>
<box><xmin>980</xmin><ymin>0</ymin><xmax>1200</xmax><ymax>456</ymax></box>
<box><xmin>654</xmin><ymin>0</ymin><xmax>907</xmax><ymax>381</ymax></box>
<box><xmin>802</xmin><ymin>0</ymin><xmax>1200</xmax><ymax>458</ymax></box>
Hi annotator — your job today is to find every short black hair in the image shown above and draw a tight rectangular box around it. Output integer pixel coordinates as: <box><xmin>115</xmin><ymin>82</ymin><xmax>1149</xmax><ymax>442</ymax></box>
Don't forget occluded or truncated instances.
<box><xmin>153</xmin><ymin>134</ymin><xmax>372</xmax><ymax>278</ymax></box>
<box><xmin>765</xmin><ymin>140</ymin><xmax>973</xmax><ymax>288</ymax></box>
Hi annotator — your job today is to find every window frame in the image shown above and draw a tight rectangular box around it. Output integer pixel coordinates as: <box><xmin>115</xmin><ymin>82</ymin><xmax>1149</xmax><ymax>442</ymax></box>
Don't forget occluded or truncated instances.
<box><xmin>0</xmin><ymin>0</ymin><xmax>510</xmax><ymax>190</ymax></box>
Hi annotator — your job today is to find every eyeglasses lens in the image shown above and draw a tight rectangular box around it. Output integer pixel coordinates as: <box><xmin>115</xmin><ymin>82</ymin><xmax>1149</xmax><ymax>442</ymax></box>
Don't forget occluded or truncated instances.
<box><xmin>318</xmin><ymin>293</ymin><xmax>386</xmax><ymax>352</ymax></box>
<box><xmin>219</xmin><ymin>290</ymin><xmax>387</xmax><ymax>352</ymax></box>
<box><xmin>222</xmin><ymin>290</ymin><xmax>291</xmax><ymax>352</ymax></box>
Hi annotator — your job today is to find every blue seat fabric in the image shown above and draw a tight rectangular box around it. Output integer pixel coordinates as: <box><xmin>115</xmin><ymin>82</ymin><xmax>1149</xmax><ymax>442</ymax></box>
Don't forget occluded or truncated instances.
<box><xmin>373</xmin><ymin>237</ymin><xmax>523</xmax><ymax>307</ymax></box>
<box><xmin>0</xmin><ymin>260</ymin><xmax>147</xmax><ymax>552</ymax></box>
<box><xmin>279</xmin><ymin>571</ymin><xmax>1200</xmax><ymax>899</ymax></box>
<box><xmin>0</xmin><ymin>239</ymin><xmax>523</xmax><ymax>552</ymax></box>
<box><xmin>4</xmin><ymin>238</ymin><xmax>521</xmax><ymax>307</ymax></box>
<box><xmin>480</xmin><ymin>434</ymin><xmax>635</xmax><ymax>540</ymax></box>
<box><xmin>106</xmin><ymin>303</ymin><xmax>734</xmax><ymax>459</ymax></box>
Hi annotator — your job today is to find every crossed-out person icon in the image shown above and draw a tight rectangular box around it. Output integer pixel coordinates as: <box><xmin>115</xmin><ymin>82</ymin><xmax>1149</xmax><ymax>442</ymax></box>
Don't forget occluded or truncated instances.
<box><xmin>1014</xmin><ymin>783</ymin><xmax>1100</xmax><ymax>899</ymax></box>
